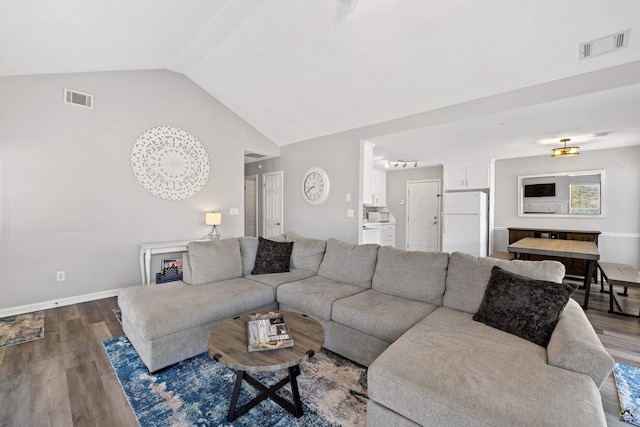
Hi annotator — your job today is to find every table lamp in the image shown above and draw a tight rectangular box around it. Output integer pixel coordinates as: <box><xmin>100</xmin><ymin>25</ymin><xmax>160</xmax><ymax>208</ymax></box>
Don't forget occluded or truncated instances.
<box><xmin>205</xmin><ymin>212</ymin><xmax>222</xmax><ymax>240</ymax></box>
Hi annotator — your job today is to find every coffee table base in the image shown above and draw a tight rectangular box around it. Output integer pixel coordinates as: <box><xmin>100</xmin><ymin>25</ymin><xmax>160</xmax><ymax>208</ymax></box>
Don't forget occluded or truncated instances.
<box><xmin>227</xmin><ymin>365</ymin><xmax>304</xmax><ymax>422</ymax></box>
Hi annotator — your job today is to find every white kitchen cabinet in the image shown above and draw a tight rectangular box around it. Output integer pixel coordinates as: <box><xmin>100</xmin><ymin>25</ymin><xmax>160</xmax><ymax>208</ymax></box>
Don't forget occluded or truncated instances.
<box><xmin>363</xmin><ymin>224</ymin><xmax>395</xmax><ymax>246</ymax></box>
<box><xmin>381</xmin><ymin>224</ymin><xmax>396</xmax><ymax>247</ymax></box>
<box><xmin>362</xmin><ymin>227</ymin><xmax>382</xmax><ymax>244</ymax></box>
<box><xmin>363</xmin><ymin>142</ymin><xmax>375</xmax><ymax>204</ymax></box>
<box><xmin>372</xmin><ymin>168</ymin><xmax>387</xmax><ymax>206</ymax></box>
<box><xmin>444</xmin><ymin>161</ymin><xmax>491</xmax><ymax>190</ymax></box>
<box><xmin>362</xmin><ymin>142</ymin><xmax>387</xmax><ymax>206</ymax></box>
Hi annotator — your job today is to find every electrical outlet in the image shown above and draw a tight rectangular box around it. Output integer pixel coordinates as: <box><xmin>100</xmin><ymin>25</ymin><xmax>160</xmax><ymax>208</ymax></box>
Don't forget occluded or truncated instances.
<box><xmin>56</xmin><ymin>271</ymin><xmax>65</xmax><ymax>282</ymax></box>
<box><xmin>347</xmin><ymin>209</ymin><xmax>354</xmax><ymax>217</ymax></box>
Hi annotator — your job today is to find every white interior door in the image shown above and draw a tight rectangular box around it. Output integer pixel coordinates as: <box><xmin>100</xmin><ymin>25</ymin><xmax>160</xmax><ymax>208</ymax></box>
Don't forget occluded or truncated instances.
<box><xmin>263</xmin><ymin>171</ymin><xmax>283</xmax><ymax>237</ymax></box>
<box><xmin>407</xmin><ymin>180</ymin><xmax>440</xmax><ymax>251</ymax></box>
<box><xmin>244</xmin><ymin>175</ymin><xmax>257</xmax><ymax>237</ymax></box>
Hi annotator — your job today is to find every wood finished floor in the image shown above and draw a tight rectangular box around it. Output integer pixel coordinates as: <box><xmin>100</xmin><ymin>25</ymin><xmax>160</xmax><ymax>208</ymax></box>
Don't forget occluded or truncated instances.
<box><xmin>0</xmin><ymin>288</ymin><xmax>639</xmax><ymax>427</ymax></box>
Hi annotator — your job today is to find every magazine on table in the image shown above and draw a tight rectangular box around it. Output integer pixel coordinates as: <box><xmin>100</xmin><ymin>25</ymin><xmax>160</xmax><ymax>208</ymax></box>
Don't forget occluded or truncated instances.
<box><xmin>247</xmin><ymin>312</ymin><xmax>294</xmax><ymax>352</ymax></box>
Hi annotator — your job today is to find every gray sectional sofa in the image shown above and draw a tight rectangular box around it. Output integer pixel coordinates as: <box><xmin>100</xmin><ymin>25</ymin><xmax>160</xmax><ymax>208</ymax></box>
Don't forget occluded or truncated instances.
<box><xmin>118</xmin><ymin>232</ymin><xmax>614</xmax><ymax>426</ymax></box>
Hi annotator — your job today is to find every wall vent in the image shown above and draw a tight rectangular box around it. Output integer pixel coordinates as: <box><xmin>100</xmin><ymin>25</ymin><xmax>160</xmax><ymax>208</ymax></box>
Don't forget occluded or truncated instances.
<box><xmin>64</xmin><ymin>88</ymin><xmax>94</xmax><ymax>109</ymax></box>
<box><xmin>245</xmin><ymin>152</ymin><xmax>268</xmax><ymax>159</ymax></box>
<box><xmin>579</xmin><ymin>29</ymin><xmax>630</xmax><ymax>60</ymax></box>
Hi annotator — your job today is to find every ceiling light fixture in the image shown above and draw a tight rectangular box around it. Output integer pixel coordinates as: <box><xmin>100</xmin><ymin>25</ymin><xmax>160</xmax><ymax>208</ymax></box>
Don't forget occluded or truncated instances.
<box><xmin>386</xmin><ymin>160</ymin><xmax>418</xmax><ymax>168</ymax></box>
<box><xmin>551</xmin><ymin>138</ymin><xmax>580</xmax><ymax>158</ymax></box>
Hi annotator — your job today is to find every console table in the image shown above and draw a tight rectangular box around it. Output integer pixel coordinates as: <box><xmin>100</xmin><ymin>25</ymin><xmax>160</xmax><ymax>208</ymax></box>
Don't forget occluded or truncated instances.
<box><xmin>139</xmin><ymin>240</ymin><xmax>195</xmax><ymax>286</ymax></box>
<box><xmin>508</xmin><ymin>228</ymin><xmax>600</xmax><ymax>280</ymax></box>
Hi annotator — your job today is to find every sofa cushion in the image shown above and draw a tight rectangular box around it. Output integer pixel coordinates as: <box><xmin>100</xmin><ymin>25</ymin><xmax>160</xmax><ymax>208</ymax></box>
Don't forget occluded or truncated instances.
<box><xmin>332</xmin><ymin>289</ymin><xmax>438</xmax><ymax>343</ymax></box>
<box><xmin>251</xmin><ymin>237</ymin><xmax>294</xmax><ymax>275</ymax></box>
<box><xmin>185</xmin><ymin>239</ymin><xmax>242</xmax><ymax>285</ymax></box>
<box><xmin>317</xmin><ymin>239</ymin><xmax>379</xmax><ymax>288</ymax></box>
<box><xmin>286</xmin><ymin>231</ymin><xmax>327</xmax><ymax>272</ymax></box>
<box><xmin>246</xmin><ymin>268</ymin><xmax>317</xmax><ymax>291</ymax></box>
<box><xmin>239</xmin><ymin>236</ymin><xmax>259</xmax><ymax>276</ymax></box>
<box><xmin>372</xmin><ymin>246</ymin><xmax>449</xmax><ymax>305</ymax></box>
<box><xmin>118</xmin><ymin>278</ymin><xmax>275</xmax><ymax>340</ymax></box>
<box><xmin>419</xmin><ymin>306</ymin><xmax>547</xmax><ymax>358</ymax></box>
<box><xmin>276</xmin><ymin>276</ymin><xmax>366</xmax><ymax>320</ymax></box>
<box><xmin>473</xmin><ymin>266</ymin><xmax>577</xmax><ymax>347</ymax></box>
<box><xmin>442</xmin><ymin>252</ymin><xmax>565</xmax><ymax>314</ymax></box>
<box><xmin>367</xmin><ymin>306</ymin><xmax>606</xmax><ymax>426</ymax></box>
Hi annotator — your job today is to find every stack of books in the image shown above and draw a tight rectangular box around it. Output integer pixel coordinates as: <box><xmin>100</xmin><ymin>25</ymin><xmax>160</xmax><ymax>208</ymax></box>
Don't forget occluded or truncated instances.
<box><xmin>247</xmin><ymin>312</ymin><xmax>294</xmax><ymax>352</ymax></box>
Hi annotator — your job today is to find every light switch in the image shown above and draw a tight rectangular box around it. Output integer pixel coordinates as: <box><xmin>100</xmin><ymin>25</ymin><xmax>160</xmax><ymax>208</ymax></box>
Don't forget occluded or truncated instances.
<box><xmin>346</xmin><ymin>193</ymin><xmax>351</xmax><ymax>202</ymax></box>
<box><xmin>347</xmin><ymin>209</ymin><xmax>354</xmax><ymax>217</ymax></box>
<box><xmin>230</xmin><ymin>208</ymin><xmax>239</xmax><ymax>215</ymax></box>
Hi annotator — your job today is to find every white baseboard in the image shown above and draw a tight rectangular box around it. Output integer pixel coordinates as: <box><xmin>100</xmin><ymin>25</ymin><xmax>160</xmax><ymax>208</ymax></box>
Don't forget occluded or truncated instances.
<box><xmin>0</xmin><ymin>288</ymin><xmax>124</xmax><ymax>318</ymax></box>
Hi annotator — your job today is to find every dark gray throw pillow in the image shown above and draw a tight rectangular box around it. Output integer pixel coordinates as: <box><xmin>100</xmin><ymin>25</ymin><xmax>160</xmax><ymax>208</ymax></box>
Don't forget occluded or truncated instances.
<box><xmin>251</xmin><ymin>237</ymin><xmax>294</xmax><ymax>275</ymax></box>
<box><xmin>473</xmin><ymin>266</ymin><xmax>577</xmax><ymax>347</ymax></box>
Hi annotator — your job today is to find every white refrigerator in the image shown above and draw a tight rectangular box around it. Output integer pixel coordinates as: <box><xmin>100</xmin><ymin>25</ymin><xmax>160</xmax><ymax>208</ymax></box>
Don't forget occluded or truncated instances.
<box><xmin>442</xmin><ymin>192</ymin><xmax>488</xmax><ymax>256</ymax></box>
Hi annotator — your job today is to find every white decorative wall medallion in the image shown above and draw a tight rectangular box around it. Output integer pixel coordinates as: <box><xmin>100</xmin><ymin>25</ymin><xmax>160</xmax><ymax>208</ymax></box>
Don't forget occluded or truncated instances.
<box><xmin>131</xmin><ymin>126</ymin><xmax>210</xmax><ymax>200</ymax></box>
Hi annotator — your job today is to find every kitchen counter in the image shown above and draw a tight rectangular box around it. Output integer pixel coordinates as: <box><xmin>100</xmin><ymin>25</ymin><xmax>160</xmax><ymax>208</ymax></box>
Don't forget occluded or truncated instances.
<box><xmin>363</xmin><ymin>221</ymin><xmax>396</xmax><ymax>227</ymax></box>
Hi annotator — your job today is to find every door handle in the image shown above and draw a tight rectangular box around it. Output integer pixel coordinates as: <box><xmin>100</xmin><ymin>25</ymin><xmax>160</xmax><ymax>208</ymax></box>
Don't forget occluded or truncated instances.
<box><xmin>274</xmin><ymin>222</ymin><xmax>281</xmax><ymax>226</ymax></box>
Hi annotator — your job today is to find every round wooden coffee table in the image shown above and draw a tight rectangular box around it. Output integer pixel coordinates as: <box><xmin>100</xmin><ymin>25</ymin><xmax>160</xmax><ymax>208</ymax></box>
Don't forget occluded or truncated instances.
<box><xmin>208</xmin><ymin>310</ymin><xmax>324</xmax><ymax>422</ymax></box>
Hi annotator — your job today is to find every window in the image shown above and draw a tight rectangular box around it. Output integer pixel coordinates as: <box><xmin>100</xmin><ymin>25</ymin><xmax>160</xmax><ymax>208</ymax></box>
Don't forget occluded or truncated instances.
<box><xmin>570</xmin><ymin>184</ymin><xmax>601</xmax><ymax>215</ymax></box>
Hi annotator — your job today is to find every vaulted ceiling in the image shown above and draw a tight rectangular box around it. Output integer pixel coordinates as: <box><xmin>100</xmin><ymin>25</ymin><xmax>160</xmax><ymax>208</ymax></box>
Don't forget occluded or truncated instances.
<box><xmin>2</xmin><ymin>0</ymin><xmax>640</xmax><ymax>163</ymax></box>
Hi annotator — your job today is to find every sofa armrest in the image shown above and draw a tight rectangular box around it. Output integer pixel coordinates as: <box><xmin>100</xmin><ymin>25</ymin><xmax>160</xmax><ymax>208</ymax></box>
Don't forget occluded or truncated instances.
<box><xmin>546</xmin><ymin>299</ymin><xmax>614</xmax><ymax>389</ymax></box>
<box><xmin>182</xmin><ymin>253</ymin><xmax>192</xmax><ymax>285</ymax></box>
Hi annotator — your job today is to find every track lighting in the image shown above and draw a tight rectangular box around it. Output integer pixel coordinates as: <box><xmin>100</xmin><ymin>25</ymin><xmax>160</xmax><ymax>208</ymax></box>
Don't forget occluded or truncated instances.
<box><xmin>386</xmin><ymin>160</ymin><xmax>418</xmax><ymax>168</ymax></box>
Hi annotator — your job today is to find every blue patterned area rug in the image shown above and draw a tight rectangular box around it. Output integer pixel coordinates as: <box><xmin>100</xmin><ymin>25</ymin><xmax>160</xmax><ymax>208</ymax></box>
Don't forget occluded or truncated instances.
<box><xmin>0</xmin><ymin>311</ymin><xmax>44</xmax><ymax>348</ymax></box>
<box><xmin>614</xmin><ymin>362</ymin><xmax>640</xmax><ymax>426</ymax></box>
<box><xmin>103</xmin><ymin>335</ymin><xmax>367</xmax><ymax>427</ymax></box>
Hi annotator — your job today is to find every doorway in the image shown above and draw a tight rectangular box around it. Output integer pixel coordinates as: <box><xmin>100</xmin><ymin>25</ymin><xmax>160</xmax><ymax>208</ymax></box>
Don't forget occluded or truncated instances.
<box><xmin>263</xmin><ymin>171</ymin><xmax>284</xmax><ymax>237</ymax></box>
<box><xmin>244</xmin><ymin>175</ymin><xmax>258</xmax><ymax>237</ymax></box>
<box><xmin>406</xmin><ymin>180</ymin><xmax>440</xmax><ymax>251</ymax></box>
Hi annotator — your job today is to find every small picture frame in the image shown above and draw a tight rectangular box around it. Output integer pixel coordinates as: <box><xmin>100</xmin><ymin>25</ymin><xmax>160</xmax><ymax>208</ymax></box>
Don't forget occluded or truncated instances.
<box><xmin>161</xmin><ymin>258</ymin><xmax>183</xmax><ymax>275</ymax></box>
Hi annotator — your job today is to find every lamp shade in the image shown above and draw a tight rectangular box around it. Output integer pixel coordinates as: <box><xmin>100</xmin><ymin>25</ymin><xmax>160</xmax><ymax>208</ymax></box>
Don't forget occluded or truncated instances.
<box><xmin>205</xmin><ymin>212</ymin><xmax>222</xmax><ymax>225</ymax></box>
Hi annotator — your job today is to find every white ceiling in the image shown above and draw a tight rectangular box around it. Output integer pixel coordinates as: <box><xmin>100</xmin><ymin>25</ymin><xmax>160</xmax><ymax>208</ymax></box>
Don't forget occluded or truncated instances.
<box><xmin>2</xmin><ymin>0</ymin><xmax>640</xmax><ymax>163</ymax></box>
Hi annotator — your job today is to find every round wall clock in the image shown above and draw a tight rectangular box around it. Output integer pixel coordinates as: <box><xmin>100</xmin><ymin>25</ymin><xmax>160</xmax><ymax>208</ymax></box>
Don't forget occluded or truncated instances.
<box><xmin>302</xmin><ymin>167</ymin><xmax>330</xmax><ymax>205</ymax></box>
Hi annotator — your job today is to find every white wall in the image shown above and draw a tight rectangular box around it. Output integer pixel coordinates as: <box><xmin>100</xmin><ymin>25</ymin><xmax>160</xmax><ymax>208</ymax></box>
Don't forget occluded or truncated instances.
<box><xmin>494</xmin><ymin>145</ymin><xmax>640</xmax><ymax>268</ymax></box>
<box><xmin>0</xmin><ymin>70</ymin><xmax>279</xmax><ymax>311</ymax></box>
<box><xmin>245</xmin><ymin>133</ymin><xmax>639</xmax><ymax>271</ymax></box>
<box><xmin>246</xmin><ymin>133</ymin><xmax>361</xmax><ymax>242</ymax></box>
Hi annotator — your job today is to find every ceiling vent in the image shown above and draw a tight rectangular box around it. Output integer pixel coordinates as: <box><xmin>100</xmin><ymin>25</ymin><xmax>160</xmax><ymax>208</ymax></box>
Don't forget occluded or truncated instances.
<box><xmin>245</xmin><ymin>152</ymin><xmax>268</xmax><ymax>160</ymax></box>
<box><xmin>64</xmin><ymin>88</ymin><xmax>94</xmax><ymax>109</ymax></box>
<box><xmin>579</xmin><ymin>29</ymin><xmax>630</xmax><ymax>60</ymax></box>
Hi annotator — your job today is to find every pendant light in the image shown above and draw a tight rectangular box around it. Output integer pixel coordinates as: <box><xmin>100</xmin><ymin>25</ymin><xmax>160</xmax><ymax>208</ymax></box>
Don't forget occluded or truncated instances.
<box><xmin>551</xmin><ymin>138</ymin><xmax>580</xmax><ymax>158</ymax></box>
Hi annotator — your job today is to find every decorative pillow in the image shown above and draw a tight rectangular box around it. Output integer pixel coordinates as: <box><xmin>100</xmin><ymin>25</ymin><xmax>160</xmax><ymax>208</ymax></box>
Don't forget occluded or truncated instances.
<box><xmin>443</xmin><ymin>252</ymin><xmax>566</xmax><ymax>314</ymax></box>
<box><xmin>251</xmin><ymin>237</ymin><xmax>294</xmax><ymax>275</ymax></box>
<box><xmin>473</xmin><ymin>266</ymin><xmax>577</xmax><ymax>347</ymax></box>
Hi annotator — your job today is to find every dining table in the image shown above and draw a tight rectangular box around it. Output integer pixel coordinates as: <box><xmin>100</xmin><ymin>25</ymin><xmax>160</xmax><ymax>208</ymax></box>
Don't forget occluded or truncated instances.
<box><xmin>507</xmin><ymin>237</ymin><xmax>600</xmax><ymax>310</ymax></box>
